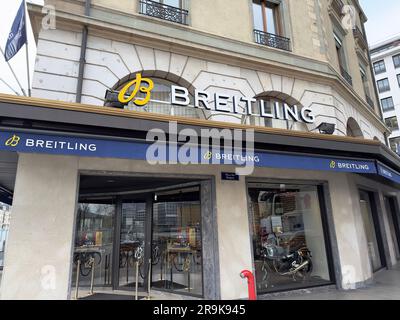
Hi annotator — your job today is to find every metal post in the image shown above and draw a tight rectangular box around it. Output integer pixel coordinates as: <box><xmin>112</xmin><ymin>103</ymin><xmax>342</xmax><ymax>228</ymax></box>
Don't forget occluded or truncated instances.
<box><xmin>23</xmin><ymin>0</ymin><xmax>31</xmax><ymax>97</ymax></box>
<box><xmin>147</xmin><ymin>258</ymin><xmax>152</xmax><ymax>300</ymax></box>
<box><xmin>135</xmin><ymin>260</ymin><xmax>139</xmax><ymax>300</ymax></box>
<box><xmin>187</xmin><ymin>263</ymin><xmax>191</xmax><ymax>293</ymax></box>
<box><xmin>90</xmin><ymin>258</ymin><xmax>95</xmax><ymax>295</ymax></box>
<box><xmin>104</xmin><ymin>254</ymin><xmax>108</xmax><ymax>285</ymax></box>
<box><xmin>75</xmin><ymin>259</ymin><xmax>81</xmax><ymax>300</ymax></box>
<box><xmin>0</xmin><ymin>46</ymin><xmax>26</xmax><ymax>96</ymax></box>
<box><xmin>126</xmin><ymin>252</ymin><xmax>129</xmax><ymax>284</ymax></box>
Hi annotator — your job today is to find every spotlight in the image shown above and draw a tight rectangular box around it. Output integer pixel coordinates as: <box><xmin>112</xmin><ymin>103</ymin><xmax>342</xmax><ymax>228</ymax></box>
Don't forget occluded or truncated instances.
<box><xmin>315</xmin><ymin>122</ymin><xmax>336</xmax><ymax>135</ymax></box>
<box><xmin>104</xmin><ymin>90</ymin><xmax>126</xmax><ymax>109</ymax></box>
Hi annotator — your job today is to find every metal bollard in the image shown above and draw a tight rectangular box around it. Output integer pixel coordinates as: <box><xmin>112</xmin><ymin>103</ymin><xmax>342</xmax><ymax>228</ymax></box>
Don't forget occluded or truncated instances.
<box><xmin>75</xmin><ymin>259</ymin><xmax>81</xmax><ymax>300</ymax></box>
<box><xmin>147</xmin><ymin>258</ymin><xmax>152</xmax><ymax>300</ymax></box>
<box><xmin>135</xmin><ymin>260</ymin><xmax>139</xmax><ymax>301</ymax></box>
<box><xmin>90</xmin><ymin>257</ymin><xmax>95</xmax><ymax>295</ymax></box>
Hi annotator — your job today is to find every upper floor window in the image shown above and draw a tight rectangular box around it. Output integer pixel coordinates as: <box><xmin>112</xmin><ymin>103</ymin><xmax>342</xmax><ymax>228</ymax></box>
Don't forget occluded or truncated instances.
<box><xmin>373</xmin><ymin>60</ymin><xmax>386</xmax><ymax>75</ymax></box>
<box><xmin>252</xmin><ymin>0</ymin><xmax>290</xmax><ymax>51</ymax></box>
<box><xmin>377</xmin><ymin>78</ymin><xmax>390</xmax><ymax>93</ymax></box>
<box><xmin>385</xmin><ymin>116</ymin><xmax>399</xmax><ymax>131</ymax></box>
<box><xmin>381</xmin><ymin>97</ymin><xmax>395</xmax><ymax>112</ymax></box>
<box><xmin>334</xmin><ymin>33</ymin><xmax>352</xmax><ymax>86</ymax></box>
<box><xmin>393</xmin><ymin>54</ymin><xmax>400</xmax><ymax>69</ymax></box>
<box><xmin>252</xmin><ymin>0</ymin><xmax>281</xmax><ymax>35</ymax></box>
<box><xmin>389</xmin><ymin>137</ymin><xmax>400</xmax><ymax>154</ymax></box>
<box><xmin>397</xmin><ymin>74</ymin><xmax>400</xmax><ymax>87</ymax></box>
<box><xmin>139</xmin><ymin>0</ymin><xmax>188</xmax><ymax>25</ymax></box>
<box><xmin>360</xmin><ymin>65</ymin><xmax>373</xmax><ymax>108</ymax></box>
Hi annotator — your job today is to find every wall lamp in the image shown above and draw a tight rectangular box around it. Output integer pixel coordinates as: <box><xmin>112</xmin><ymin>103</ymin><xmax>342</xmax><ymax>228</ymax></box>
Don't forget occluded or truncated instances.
<box><xmin>313</xmin><ymin>122</ymin><xmax>336</xmax><ymax>135</ymax></box>
<box><xmin>104</xmin><ymin>89</ymin><xmax>126</xmax><ymax>109</ymax></box>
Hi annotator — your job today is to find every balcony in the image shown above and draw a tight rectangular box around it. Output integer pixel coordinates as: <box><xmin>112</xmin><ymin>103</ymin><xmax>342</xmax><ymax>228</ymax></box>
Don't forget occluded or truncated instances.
<box><xmin>254</xmin><ymin>30</ymin><xmax>291</xmax><ymax>52</ymax></box>
<box><xmin>366</xmin><ymin>95</ymin><xmax>374</xmax><ymax>109</ymax></box>
<box><xmin>340</xmin><ymin>66</ymin><xmax>353</xmax><ymax>86</ymax></box>
<box><xmin>353</xmin><ymin>26</ymin><xmax>368</xmax><ymax>52</ymax></box>
<box><xmin>139</xmin><ymin>0</ymin><xmax>188</xmax><ymax>25</ymax></box>
<box><xmin>330</xmin><ymin>0</ymin><xmax>344</xmax><ymax>19</ymax></box>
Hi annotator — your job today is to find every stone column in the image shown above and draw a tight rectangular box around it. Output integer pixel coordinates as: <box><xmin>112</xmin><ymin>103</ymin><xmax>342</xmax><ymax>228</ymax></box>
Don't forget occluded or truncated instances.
<box><xmin>215</xmin><ymin>176</ymin><xmax>253</xmax><ymax>299</ymax></box>
<box><xmin>0</xmin><ymin>153</ymin><xmax>79</xmax><ymax>300</ymax></box>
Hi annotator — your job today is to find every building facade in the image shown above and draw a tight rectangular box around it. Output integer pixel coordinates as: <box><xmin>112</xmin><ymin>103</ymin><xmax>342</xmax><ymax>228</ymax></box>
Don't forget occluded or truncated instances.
<box><xmin>0</xmin><ymin>0</ymin><xmax>400</xmax><ymax>300</ymax></box>
<box><xmin>371</xmin><ymin>36</ymin><xmax>400</xmax><ymax>154</ymax></box>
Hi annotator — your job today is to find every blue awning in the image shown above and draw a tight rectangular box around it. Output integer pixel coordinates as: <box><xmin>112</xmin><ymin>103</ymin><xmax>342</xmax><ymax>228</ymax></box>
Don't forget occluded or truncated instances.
<box><xmin>0</xmin><ymin>129</ymin><xmax>387</xmax><ymax>177</ymax></box>
<box><xmin>376</xmin><ymin>161</ymin><xmax>400</xmax><ymax>184</ymax></box>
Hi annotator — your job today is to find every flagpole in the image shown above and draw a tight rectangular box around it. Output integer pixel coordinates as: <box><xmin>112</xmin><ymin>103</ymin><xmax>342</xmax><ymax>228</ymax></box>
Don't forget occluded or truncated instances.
<box><xmin>0</xmin><ymin>78</ymin><xmax>21</xmax><ymax>96</ymax></box>
<box><xmin>24</xmin><ymin>0</ymin><xmax>31</xmax><ymax>97</ymax></box>
<box><xmin>0</xmin><ymin>46</ymin><xmax>27</xmax><ymax>96</ymax></box>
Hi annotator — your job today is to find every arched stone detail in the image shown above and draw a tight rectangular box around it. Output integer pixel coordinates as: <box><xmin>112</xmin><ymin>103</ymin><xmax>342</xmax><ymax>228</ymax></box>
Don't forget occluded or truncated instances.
<box><xmin>346</xmin><ymin>117</ymin><xmax>364</xmax><ymax>138</ymax></box>
<box><xmin>254</xmin><ymin>91</ymin><xmax>311</xmax><ymax>132</ymax></box>
<box><xmin>110</xmin><ymin>70</ymin><xmax>206</xmax><ymax>119</ymax></box>
<box><xmin>111</xmin><ymin>70</ymin><xmax>195</xmax><ymax>96</ymax></box>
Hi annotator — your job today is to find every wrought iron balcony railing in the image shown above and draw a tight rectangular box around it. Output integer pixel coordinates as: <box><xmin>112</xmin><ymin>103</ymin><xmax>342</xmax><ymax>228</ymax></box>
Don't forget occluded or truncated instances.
<box><xmin>366</xmin><ymin>95</ymin><xmax>374</xmax><ymax>109</ymax></box>
<box><xmin>330</xmin><ymin>0</ymin><xmax>344</xmax><ymax>18</ymax></box>
<box><xmin>139</xmin><ymin>0</ymin><xmax>188</xmax><ymax>25</ymax></box>
<box><xmin>254</xmin><ymin>29</ymin><xmax>291</xmax><ymax>52</ymax></box>
<box><xmin>340</xmin><ymin>66</ymin><xmax>353</xmax><ymax>86</ymax></box>
<box><xmin>353</xmin><ymin>26</ymin><xmax>368</xmax><ymax>51</ymax></box>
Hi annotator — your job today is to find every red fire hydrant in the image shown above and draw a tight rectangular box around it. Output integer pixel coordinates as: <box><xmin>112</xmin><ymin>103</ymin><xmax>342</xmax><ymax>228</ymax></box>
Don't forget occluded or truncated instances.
<box><xmin>240</xmin><ymin>270</ymin><xmax>256</xmax><ymax>300</ymax></box>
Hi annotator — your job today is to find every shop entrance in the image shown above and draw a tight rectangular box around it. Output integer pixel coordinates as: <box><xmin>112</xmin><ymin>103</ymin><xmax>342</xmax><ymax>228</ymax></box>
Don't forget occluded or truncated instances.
<box><xmin>384</xmin><ymin>196</ymin><xmax>400</xmax><ymax>261</ymax></box>
<box><xmin>71</xmin><ymin>174</ymin><xmax>208</xmax><ymax>299</ymax></box>
<box><xmin>359</xmin><ymin>190</ymin><xmax>386</xmax><ymax>272</ymax></box>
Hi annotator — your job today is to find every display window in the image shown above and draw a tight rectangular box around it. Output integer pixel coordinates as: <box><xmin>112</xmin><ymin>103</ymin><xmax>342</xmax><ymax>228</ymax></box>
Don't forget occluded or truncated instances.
<box><xmin>248</xmin><ymin>182</ymin><xmax>333</xmax><ymax>293</ymax></box>
<box><xmin>71</xmin><ymin>175</ymin><xmax>204</xmax><ymax>298</ymax></box>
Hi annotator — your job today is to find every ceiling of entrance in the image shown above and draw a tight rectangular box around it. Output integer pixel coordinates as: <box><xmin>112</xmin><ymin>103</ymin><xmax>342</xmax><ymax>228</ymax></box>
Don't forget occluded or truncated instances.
<box><xmin>79</xmin><ymin>175</ymin><xmax>201</xmax><ymax>196</ymax></box>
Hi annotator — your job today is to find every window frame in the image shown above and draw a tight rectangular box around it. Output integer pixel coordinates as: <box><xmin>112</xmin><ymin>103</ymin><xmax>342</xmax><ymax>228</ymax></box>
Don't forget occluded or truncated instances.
<box><xmin>334</xmin><ymin>32</ymin><xmax>347</xmax><ymax>70</ymax></box>
<box><xmin>373</xmin><ymin>60</ymin><xmax>386</xmax><ymax>75</ymax></box>
<box><xmin>377</xmin><ymin>78</ymin><xmax>391</xmax><ymax>93</ymax></box>
<box><xmin>155</xmin><ymin>0</ymin><xmax>183</xmax><ymax>8</ymax></box>
<box><xmin>381</xmin><ymin>97</ymin><xmax>395</xmax><ymax>112</ymax></box>
<box><xmin>385</xmin><ymin>116</ymin><xmax>399</xmax><ymax>131</ymax></box>
<box><xmin>252</xmin><ymin>0</ymin><xmax>282</xmax><ymax>36</ymax></box>
<box><xmin>246</xmin><ymin>180</ymin><xmax>337</xmax><ymax>294</ymax></box>
<box><xmin>393</xmin><ymin>54</ymin><xmax>400</xmax><ymax>69</ymax></box>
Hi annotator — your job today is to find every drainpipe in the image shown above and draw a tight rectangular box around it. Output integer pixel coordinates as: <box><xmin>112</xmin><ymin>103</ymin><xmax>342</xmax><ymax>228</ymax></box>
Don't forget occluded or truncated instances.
<box><xmin>76</xmin><ymin>0</ymin><xmax>91</xmax><ymax>103</ymax></box>
<box><xmin>361</xmin><ymin>22</ymin><xmax>388</xmax><ymax>145</ymax></box>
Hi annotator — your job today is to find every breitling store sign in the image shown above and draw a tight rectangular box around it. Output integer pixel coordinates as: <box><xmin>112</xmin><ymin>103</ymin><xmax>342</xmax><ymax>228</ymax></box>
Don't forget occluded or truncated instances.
<box><xmin>118</xmin><ymin>73</ymin><xmax>316</xmax><ymax>124</ymax></box>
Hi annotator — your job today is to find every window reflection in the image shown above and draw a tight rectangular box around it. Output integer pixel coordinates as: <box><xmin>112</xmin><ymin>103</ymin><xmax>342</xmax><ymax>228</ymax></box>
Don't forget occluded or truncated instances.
<box><xmin>151</xmin><ymin>187</ymin><xmax>203</xmax><ymax>296</ymax></box>
<box><xmin>72</xmin><ymin>202</ymin><xmax>115</xmax><ymax>288</ymax></box>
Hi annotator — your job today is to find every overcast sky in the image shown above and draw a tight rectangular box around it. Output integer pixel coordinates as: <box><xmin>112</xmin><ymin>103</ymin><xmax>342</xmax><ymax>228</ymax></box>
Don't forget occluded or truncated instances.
<box><xmin>0</xmin><ymin>0</ymin><xmax>399</xmax><ymax>95</ymax></box>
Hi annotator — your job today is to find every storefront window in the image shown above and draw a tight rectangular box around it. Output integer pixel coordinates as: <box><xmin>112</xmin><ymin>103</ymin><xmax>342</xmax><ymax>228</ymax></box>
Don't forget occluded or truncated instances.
<box><xmin>72</xmin><ymin>201</ymin><xmax>115</xmax><ymax>288</ymax></box>
<box><xmin>248</xmin><ymin>183</ymin><xmax>332</xmax><ymax>293</ymax></box>
<box><xmin>71</xmin><ymin>176</ymin><xmax>204</xmax><ymax>298</ymax></box>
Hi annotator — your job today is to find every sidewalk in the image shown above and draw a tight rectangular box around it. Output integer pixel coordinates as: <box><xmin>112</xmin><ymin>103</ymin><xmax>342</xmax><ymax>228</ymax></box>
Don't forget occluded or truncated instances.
<box><xmin>265</xmin><ymin>263</ymin><xmax>400</xmax><ymax>300</ymax></box>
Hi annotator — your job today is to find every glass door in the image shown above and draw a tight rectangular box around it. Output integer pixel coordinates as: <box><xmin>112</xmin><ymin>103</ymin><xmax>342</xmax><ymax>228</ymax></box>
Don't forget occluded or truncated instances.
<box><xmin>117</xmin><ymin>201</ymin><xmax>147</xmax><ymax>289</ymax></box>
<box><xmin>384</xmin><ymin>196</ymin><xmax>400</xmax><ymax>260</ymax></box>
<box><xmin>151</xmin><ymin>186</ymin><xmax>203</xmax><ymax>296</ymax></box>
<box><xmin>72</xmin><ymin>200</ymin><xmax>116</xmax><ymax>288</ymax></box>
<box><xmin>359</xmin><ymin>190</ymin><xmax>384</xmax><ymax>272</ymax></box>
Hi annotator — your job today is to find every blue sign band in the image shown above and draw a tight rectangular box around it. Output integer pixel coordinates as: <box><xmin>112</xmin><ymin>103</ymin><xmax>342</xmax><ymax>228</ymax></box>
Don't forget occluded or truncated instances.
<box><xmin>377</xmin><ymin>162</ymin><xmax>400</xmax><ymax>184</ymax></box>
<box><xmin>0</xmin><ymin>130</ymin><xmax>378</xmax><ymax>175</ymax></box>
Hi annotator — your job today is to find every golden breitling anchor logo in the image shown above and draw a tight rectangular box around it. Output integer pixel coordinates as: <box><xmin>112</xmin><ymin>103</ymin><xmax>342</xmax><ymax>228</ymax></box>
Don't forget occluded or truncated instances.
<box><xmin>330</xmin><ymin>160</ymin><xmax>336</xmax><ymax>169</ymax></box>
<box><xmin>203</xmin><ymin>151</ymin><xmax>213</xmax><ymax>160</ymax></box>
<box><xmin>118</xmin><ymin>73</ymin><xmax>154</xmax><ymax>106</ymax></box>
<box><xmin>5</xmin><ymin>134</ymin><xmax>21</xmax><ymax>147</ymax></box>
